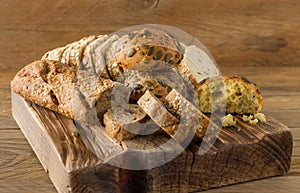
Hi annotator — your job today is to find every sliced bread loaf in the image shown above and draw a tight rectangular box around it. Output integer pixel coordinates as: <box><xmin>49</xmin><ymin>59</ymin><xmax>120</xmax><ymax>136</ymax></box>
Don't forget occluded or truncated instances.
<box><xmin>61</xmin><ymin>35</ymin><xmax>98</xmax><ymax>67</ymax></box>
<box><xmin>42</xmin><ymin>35</ymin><xmax>98</xmax><ymax>67</ymax></box>
<box><xmin>81</xmin><ymin>34</ymin><xmax>119</xmax><ymax>78</ymax></box>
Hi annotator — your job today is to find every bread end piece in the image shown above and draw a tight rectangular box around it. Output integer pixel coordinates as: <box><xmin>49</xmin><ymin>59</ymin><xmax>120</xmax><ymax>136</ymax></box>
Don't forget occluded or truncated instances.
<box><xmin>197</xmin><ymin>76</ymin><xmax>263</xmax><ymax>115</ymax></box>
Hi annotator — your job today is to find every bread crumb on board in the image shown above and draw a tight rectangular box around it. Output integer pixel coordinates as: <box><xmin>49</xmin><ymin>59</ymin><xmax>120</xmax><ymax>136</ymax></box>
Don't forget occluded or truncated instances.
<box><xmin>222</xmin><ymin>112</ymin><xmax>267</xmax><ymax>127</ymax></box>
<box><xmin>254</xmin><ymin>113</ymin><xmax>267</xmax><ymax>122</ymax></box>
<box><xmin>221</xmin><ymin>114</ymin><xmax>236</xmax><ymax>127</ymax></box>
<box><xmin>243</xmin><ymin>113</ymin><xmax>266</xmax><ymax>125</ymax></box>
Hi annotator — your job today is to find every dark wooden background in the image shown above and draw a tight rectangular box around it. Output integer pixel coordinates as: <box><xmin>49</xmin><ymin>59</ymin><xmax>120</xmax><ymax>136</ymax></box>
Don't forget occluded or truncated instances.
<box><xmin>0</xmin><ymin>0</ymin><xmax>299</xmax><ymax>192</ymax></box>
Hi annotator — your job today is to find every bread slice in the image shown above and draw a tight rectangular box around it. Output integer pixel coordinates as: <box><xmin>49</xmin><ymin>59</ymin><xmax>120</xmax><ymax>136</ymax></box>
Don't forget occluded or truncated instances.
<box><xmin>177</xmin><ymin>45</ymin><xmax>220</xmax><ymax>89</ymax></box>
<box><xmin>137</xmin><ymin>90</ymin><xmax>179</xmax><ymax>136</ymax></box>
<box><xmin>11</xmin><ymin>60</ymin><xmax>118</xmax><ymax>125</ymax></box>
<box><xmin>197</xmin><ymin>76</ymin><xmax>263</xmax><ymax>114</ymax></box>
<box><xmin>106</xmin><ymin>28</ymin><xmax>184</xmax><ymax>80</ymax></box>
<box><xmin>103</xmin><ymin>104</ymin><xmax>147</xmax><ymax>141</ymax></box>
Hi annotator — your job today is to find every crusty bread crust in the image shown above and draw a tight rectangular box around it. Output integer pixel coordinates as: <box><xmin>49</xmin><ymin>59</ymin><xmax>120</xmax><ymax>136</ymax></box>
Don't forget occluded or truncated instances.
<box><xmin>12</xmin><ymin>60</ymin><xmax>76</xmax><ymax>118</ymax></box>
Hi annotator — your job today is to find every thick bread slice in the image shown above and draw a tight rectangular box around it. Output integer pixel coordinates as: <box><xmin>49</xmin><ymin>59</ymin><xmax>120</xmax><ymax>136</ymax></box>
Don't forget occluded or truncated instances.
<box><xmin>11</xmin><ymin>60</ymin><xmax>117</xmax><ymax>124</ymax></box>
<box><xmin>197</xmin><ymin>76</ymin><xmax>263</xmax><ymax>114</ymax></box>
<box><xmin>103</xmin><ymin>104</ymin><xmax>147</xmax><ymax>141</ymax></box>
<box><xmin>137</xmin><ymin>90</ymin><xmax>179</xmax><ymax>136</ymax></box>
<box><xmin>106</xmin><ymin>28</ymin><xmax>184</xmax><ymax>80</ymax></box>
<box><xmin>165</xmin><ymin>89</ymin><xmax>216</xmax><ymax>137</ymax></box>
<box><xmin>178</xmin><ymin>45</ymin><xmax>220</xmax><ymax>89</ymax></box>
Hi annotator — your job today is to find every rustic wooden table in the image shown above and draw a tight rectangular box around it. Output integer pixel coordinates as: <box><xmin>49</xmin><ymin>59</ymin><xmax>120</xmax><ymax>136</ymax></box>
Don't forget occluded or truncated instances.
<box><xmin>0</xmin><ymin>1</ymin><xmax>299</xmax><ymax>192</ymax></box>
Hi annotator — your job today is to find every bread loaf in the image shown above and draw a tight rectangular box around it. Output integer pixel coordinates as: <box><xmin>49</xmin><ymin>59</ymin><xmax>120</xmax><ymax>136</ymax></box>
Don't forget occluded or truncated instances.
<box><xmin>61</xmin><ymin>35</ymin><xmax>98</xmax><ymax>67</ymax></box>
<box><xmin>197</xmin><ymin>76</ymin><xmax>263</xmax><ymax>114</ymax></box>
<box><xmin>41</xmin><ymin>45</ymin><xmax>69</xmax><ymax>62</ymax></box>
<box><xmin>81</xmin><ymin>34</ymin><xmax>119</xmax><ymax>78</ymax></box>
<box><xmin>11</xmin><ymin>60</ymin><xmax>117</xmax><ymax>124</ymax></box>
<box><xmin>106</xmin><ymin>28</ymin><xmax>184</xmax><ymax>80</ymax></box>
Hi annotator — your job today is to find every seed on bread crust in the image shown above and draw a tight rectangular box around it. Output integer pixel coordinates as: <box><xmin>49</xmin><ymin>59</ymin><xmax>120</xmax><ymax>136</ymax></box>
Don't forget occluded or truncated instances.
<box><xmin>128</xmin><ymin>48</ymin><xmax>136</xmax><ymax>57</ymax></box>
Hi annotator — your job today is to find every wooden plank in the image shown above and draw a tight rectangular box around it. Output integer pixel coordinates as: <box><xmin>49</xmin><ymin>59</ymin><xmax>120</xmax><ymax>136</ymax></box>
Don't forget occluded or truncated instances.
<box><xmin>12</xmin><ymin>91</ymin><xmax>294</xmax><ymax>192</ymax></box>
<box><xmin>0</xmin><ymin>0</ymin><xmax>300</xmax><ymax>72</ymax></box>
<box><xmin>0</xmin><ymin>71</ymin><xmax>16</xmax><ymax>86</ymax></box>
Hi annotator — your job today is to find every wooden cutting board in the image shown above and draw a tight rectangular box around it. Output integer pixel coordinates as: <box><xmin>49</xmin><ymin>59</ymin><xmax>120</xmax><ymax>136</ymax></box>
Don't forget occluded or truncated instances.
<box><xmin>11</xmin><ymin>92</ymin><xmax>293</xmax><ymax>193</ymax></box>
